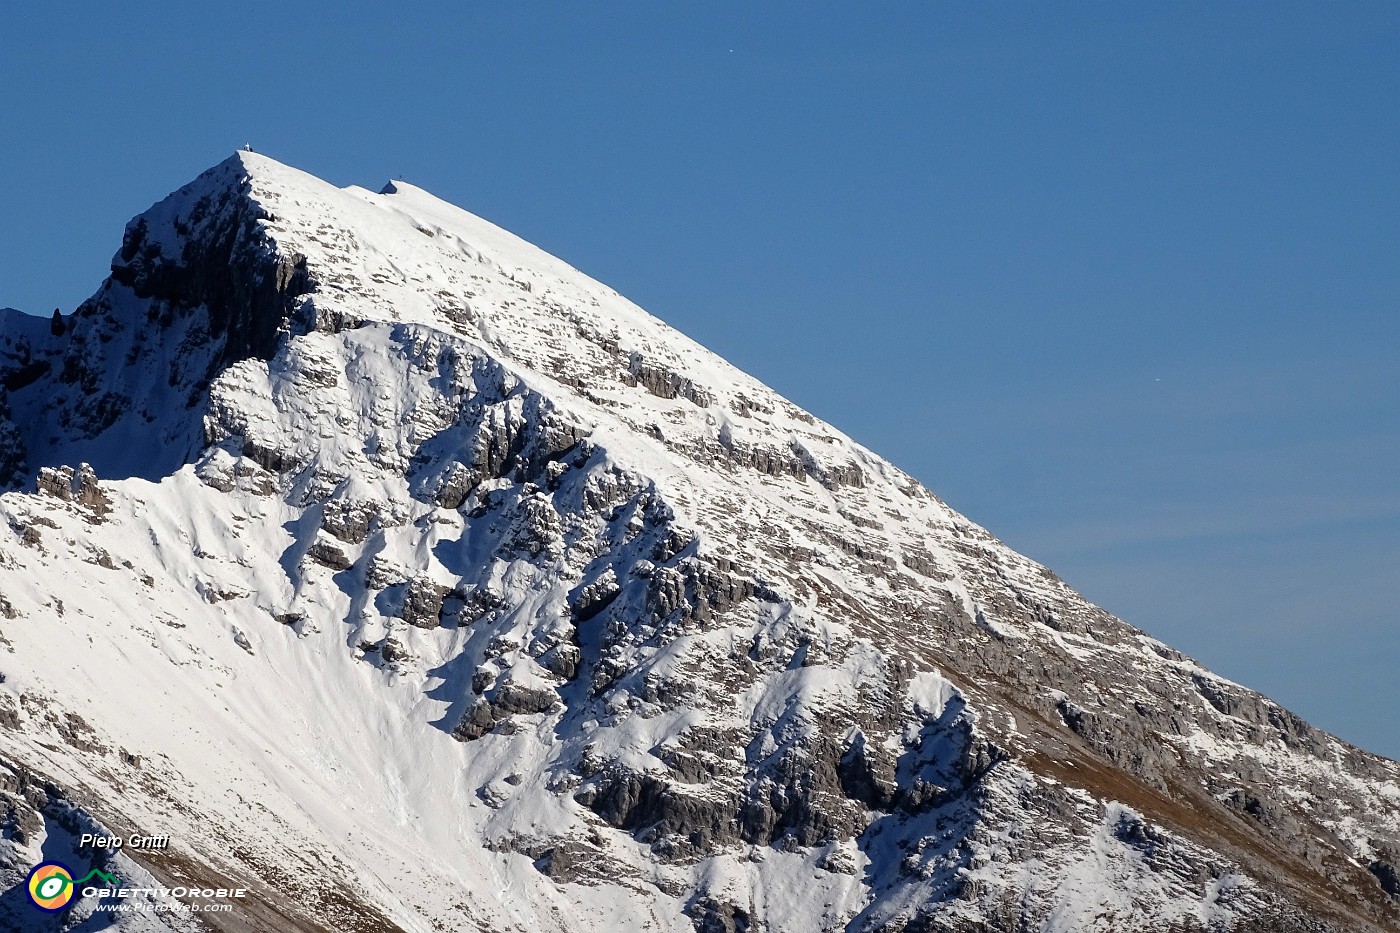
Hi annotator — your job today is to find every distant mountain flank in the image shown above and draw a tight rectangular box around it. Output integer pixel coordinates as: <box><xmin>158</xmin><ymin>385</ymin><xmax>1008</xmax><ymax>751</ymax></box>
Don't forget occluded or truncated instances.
<box><xmin>0</xmin><ymin>153</ymin><xmax>1396</xmax><ymax>932</ymax></box>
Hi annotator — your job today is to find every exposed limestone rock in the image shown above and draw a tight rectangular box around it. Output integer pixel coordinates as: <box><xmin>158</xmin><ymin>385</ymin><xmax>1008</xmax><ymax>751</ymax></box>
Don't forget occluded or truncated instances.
<box><xmin>34</xmin><ymin>464</ymin><xmax>111</xmax><ymax>519</ymax></box>
<box><xmin>401</xmin><ymin>576</ymin><xmax>450</xmax><ymax>629</ymax></box>
<box><xmin>453</xmin><ymin>683</ymin><xmax>561</xmax><ymax>741</ymax></box>
<box><xmin>306</xmin><ymin>538</ymin><xmax>352</xmax><ymax>571</ymax></box>
<box><xmin>366</xmin><ymin>555</ymin><xmax>409</xmax><ymax>590</ymax></box>
<box><xmin>625</xmin><ymin>352</ymin><xmax>712</xmax><ymax>407</ymax></box>
<box><xmin>381</xmin><ymin>636</ymin><xmax>413</xmax><ymax>663</ymax></box>
<box><xmin>570</xmin><ymin>571</ymin><xmax>620</xmax><ymax>622</ymax></box>
<box><xmin>108</xmin><ymin>184</ymin><xmax>313</xmax><ymax>377</ymax></box>
<box><xmin>321</xmin><ymin>499</ymin><xmax>379</xmax><ymax>543</ymax></box>
<box><xmin>687</xmin><ymin>895</ymin><xmax>752</xmax><ymax>933</ymax></box>
<box><xmin>643</xmin><ymin>559</ymin><xmax>771</xmax><ymax>629</ymax></box>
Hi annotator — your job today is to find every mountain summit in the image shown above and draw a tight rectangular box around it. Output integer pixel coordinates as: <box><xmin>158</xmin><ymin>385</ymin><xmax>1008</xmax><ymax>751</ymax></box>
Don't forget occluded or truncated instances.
<box><xmin>0</xmin><ymin>153</ymin><xmax>1395</xmax><ymax>932</ymax></box>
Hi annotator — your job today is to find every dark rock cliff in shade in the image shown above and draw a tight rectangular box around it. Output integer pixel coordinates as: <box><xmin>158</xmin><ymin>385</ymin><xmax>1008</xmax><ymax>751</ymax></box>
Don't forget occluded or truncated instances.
<box><xmin>0</xmin><ymin>156</ymin><xmax>314</xmax><ymax>488</ymax></box>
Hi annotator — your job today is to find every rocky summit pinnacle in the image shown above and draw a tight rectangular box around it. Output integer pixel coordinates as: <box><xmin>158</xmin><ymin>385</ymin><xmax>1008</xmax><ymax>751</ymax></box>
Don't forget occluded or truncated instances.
<box><xmin>0</xmin><ymin>153</ymin><xmax>1396</xmax><ymax>932</ymax></box>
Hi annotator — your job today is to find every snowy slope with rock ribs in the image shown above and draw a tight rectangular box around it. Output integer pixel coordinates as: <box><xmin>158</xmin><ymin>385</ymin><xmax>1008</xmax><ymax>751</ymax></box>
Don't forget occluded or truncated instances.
<box><xmin>0</xmin><ymin>152</ymin><xmax>1397</xmax><ymax>932</ymax></box>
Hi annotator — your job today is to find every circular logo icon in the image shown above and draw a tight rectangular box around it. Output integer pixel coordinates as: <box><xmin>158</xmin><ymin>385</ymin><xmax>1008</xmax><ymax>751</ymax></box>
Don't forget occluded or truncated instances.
<box><xmin>26</xmin><ymin>862</ymin><xmax>75</xmax><ymax>912</ymax></box>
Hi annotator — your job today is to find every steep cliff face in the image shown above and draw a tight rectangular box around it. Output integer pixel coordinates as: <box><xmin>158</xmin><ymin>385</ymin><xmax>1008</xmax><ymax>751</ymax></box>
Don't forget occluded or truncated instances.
<box><xmin>0</xmin><ymin>158</ymin><xmax>312</xmax><ymax>488</ymax></box>
<box><xmin>0</xmin><ymin>154</ymin><xmax>1396</xmax><ymax>933</ymax></box>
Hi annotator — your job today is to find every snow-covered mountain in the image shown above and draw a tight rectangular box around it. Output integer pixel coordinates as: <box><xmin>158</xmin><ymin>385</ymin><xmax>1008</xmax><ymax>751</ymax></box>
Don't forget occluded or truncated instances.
<box><xmin>0</xmin><ymin>152</ymin><xmax>1396</xmax><ymax>932</ymax></box>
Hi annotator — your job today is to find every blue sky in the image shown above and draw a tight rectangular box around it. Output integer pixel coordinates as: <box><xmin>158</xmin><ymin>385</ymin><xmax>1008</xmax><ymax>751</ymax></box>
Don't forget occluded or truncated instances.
<box><xmin>2</xmin><ymin>3</ymin><xmax>1397</xmax><ymax>755</ymax></box>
